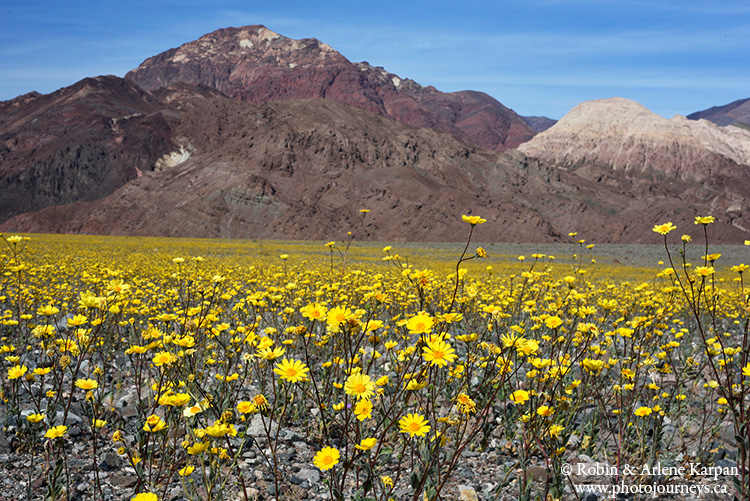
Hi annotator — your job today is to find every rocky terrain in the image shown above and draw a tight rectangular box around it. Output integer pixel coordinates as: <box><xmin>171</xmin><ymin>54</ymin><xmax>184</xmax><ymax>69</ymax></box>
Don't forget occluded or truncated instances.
<box><xmin>0</xmin><ymin>380</ymin><xmax>738</xmax><ymax>501</ymax></box>
<box><xmin>1</xmin><ymin>79</ymin><xmax>749</xmax><ymax>243</ymax></box>
<box><xmin>0</xmin><ymin>76</ymin><xmax>175</xmax><ymax>222</ymax></box>
<box><xmin>0</xmin><ymin>85</ymin><xmax>582</xmax><ymax>242</ymax></box>
<box><xmin>125</xmin><ymin>25</ymin><xmax>536</xmax><ymax>152</ymax></box>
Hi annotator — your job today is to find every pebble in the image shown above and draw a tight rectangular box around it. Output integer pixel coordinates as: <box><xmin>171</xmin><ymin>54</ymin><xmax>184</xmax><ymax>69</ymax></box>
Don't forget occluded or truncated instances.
<box><xmin>566</xmin><ymin>434</ymin><xmax>581</xmax><ymax>449</ymax></box>
<box><xmin>109</xmin><ymin>473</ymin><xmax>138</xmax><ymax>488</ymax></box>
<box><xmin>458</xmin><ymin>485</ymin><xmax>478</xmax><ymax>501</ymax></box>
<box><xmin>247</xmin><ymin>414</ymin><xmax>279</xmax><ymax>437</ymax></box>
<box><xmin>120</xmin><ymin>405</ymin><xmax>138</xmax><ymax>419</ymax></box>
<box><xmin>526</xmin><ymin>466</ymin><xmax>549</xmax><ymax>483</ymax></box>
<box><xmin>101</xmin><ymin>451</ymin><xmax>121</xmax><ymax>470</ymax></box>
<box><xmin>292</xmin><ymin>467</ymin><xmax>320</xmax><ymax>486</ymax></box>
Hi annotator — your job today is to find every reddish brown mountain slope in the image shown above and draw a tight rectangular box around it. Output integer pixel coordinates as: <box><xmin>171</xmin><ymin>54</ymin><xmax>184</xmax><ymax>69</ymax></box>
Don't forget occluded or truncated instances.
<box><xmin>3</xmin><ymin>82</ymin><xmax>749</xmax><ymax>243</ymax></box>
<box><xmin>125</xmin><ymin>25</ymin><xmax>535</xmax><ymax>151</ymax></box>
<box><xmin>0</xmin><ymin>76</ymin><xmax>179</xmax><ymax>221</ymax></box>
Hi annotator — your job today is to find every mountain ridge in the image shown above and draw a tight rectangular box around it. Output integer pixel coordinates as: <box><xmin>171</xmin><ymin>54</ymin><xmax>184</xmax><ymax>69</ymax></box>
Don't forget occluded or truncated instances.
<box><xmin>125</xmin><ymin>25</ymin><xmax>536</xmax><ymax>152</ymax></box>
<box><xmin>688</xmin><ymin>98</ymin><xmax>750</xmax><ymax>128</ymax></box>
<box><xmin>2</xmin><ymin>79</ymin><xmax>749</xmax><ymax>243</ymax></box>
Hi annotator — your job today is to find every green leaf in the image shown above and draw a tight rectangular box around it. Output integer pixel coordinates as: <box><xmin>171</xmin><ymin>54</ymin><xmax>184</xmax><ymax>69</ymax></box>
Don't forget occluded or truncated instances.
<box><xmin>377</xmin><ymin>447</ymin><xmax>392</xmax><ymax>458</ymax></box>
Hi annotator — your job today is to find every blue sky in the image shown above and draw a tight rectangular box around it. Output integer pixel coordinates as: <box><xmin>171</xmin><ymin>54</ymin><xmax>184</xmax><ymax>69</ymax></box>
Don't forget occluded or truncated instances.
<box><xmin>1</xmin><ymin>0</ymin><xmax>748</xmax><ymax>119</ymax></box>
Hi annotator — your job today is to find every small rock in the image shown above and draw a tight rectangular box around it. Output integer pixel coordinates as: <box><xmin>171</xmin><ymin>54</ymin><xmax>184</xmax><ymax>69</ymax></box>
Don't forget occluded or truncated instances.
<box><xmin>280</xmin><ymin>429</ymin><xmax>303</xmax><ymax>441</ymax></box>
<box><xmin>566</xmin><ymin>434</ymin><xmax>581</xmax><ymax>449</ymax></box>
<box><xmin>120</xmin><ymin>406</ymin><xmax>138</xmax><ymax>419</ymax></box>
<box><xmin>459</xmin><ymin>469</ymin><xmax>474</xmax><ymax>479</ymax></box>
<box><xmin>118</xmin><ymin>388</ymin><xmax>139</xmax><ymax>407</ymax></box>
<box><xmin>53</xmin><ymin>410</ymin><xmax>82</xmax><ymax>426</ymax></box>
<box><xmin>458</xmin><ymin>485</ymin><xmax>478</xmax><ymax>501</ymax></box>
<box><xmin>277</xmin><ymin>450</ymin><xmax>296</xmax><ymax>462</ymax></box>
<box><xmin>101</xmin><ymin>451</ymin><xmax>120</xmax><ymax>470</ymax></box>
<box><xmin>526</xmin><ymin>466</ymin><xmax>549</xmax><ymax>483</ymax></box>
<box><xmin>247</xmin><ymin>414</ymin><xmax>278</xmax><ymax>437</ymax></box>
<box><xmin>76</xmin><ymin>482</ymin><xmax>89</xmax><ymax>493</ymax></box>
<box><xmin>109</xmin><ymin>474</ymin><xmax>138</xmax><ymax>488</ymax></box>
<box><xmin>714</xmin><ymin>458</ymin><xmax>737</xmax><ymax>470</ymax></box>
<box><xmin>0</xmin><ymin>428</ymin><xmax>10</xmax><ymax>454</ymax></box>
<box><xmin>295</xmin><ymin>468</ymin><xmax>320</xmax><ymax>485</ymax></box>
<box><xmin>167</xmin><ymin>486</ymin><xmax>182</xmax><ymax>500</ymax></box>
<box><xmin>394</xmin><ymin>488</ymin><xmax>411</xmax><ymax>498</ymax></box>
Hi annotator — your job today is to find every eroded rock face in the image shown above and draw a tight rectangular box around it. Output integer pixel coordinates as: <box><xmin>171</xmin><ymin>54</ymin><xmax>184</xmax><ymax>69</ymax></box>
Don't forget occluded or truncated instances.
<box><xmin>0</xmin><ymin>76</ymin><xmax>174</xmax><ymax>221</ymax></box>
<box><xmin>1</xmin><ymin>91</ymin><xmax>547</xmax><ymax>241</ymax></box>
<box><xmin>518</xmin><ymin>97</ymin><xmax>750</xmax><ymax>182</ymax></box>
<box><xmin>125</xmin><ymin>25</ymin><xmax>535</xmax><ymax>152</ymax></box>
<box><xmin>516</xmin><ymin>97</ymin><xmax>750</xmax><ymax>239</ymax></box>
<box><xmin>3</xmin><ymin>87</ymin><xmax>750</xmax><ymax>243</ymax></box>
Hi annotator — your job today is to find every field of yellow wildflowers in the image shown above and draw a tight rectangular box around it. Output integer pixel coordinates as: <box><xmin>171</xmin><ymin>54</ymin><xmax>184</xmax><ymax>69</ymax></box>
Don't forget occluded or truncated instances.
<box><xmin>1</xmin><ymin>216</ymin><xmax>748</xmax><ymax>501</ymax></box>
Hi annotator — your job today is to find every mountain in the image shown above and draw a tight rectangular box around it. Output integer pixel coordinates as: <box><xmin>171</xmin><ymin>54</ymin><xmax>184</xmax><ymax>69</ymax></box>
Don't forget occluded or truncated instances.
<box><xmin>517</xmin><ymin>97</ymin><xmax>750</xmax><ymax>239</ymax></box>
<box><xmin>0</xmin><ymin>77</ymin><xmax>568</xmax><ymax>241</ymax></box>
<box><xmin>518</xmin><ymin>97</ymin><xmax>750</xmax><ymax>181</ymax></box>
<box><xmin>3</xmin><ymin>25</ymin><xmax>750</xmax><ymax>244</ymax></box>
<box><xmin>0</xmin><ymin>75</ymin><xmax>180</xmax><ymax>221</ymax></box>
<box><xmin>125</xmin><ymin>25</ymin><xmax>535</xmax><ymax>152</ymax></box>
<box><xmin>522</xmin><ymin>116</ymin><xmax>557</xmax><ymax>133</ymax></box>
<box><xmin>3</xmin><ymin>79</ymin><xmax>749</xmax><ymax>243</ymax></box>
<box><xmin>688</xmin><ymin>98</ymin><xmax>750</xmax><ymax>128</ymax></box>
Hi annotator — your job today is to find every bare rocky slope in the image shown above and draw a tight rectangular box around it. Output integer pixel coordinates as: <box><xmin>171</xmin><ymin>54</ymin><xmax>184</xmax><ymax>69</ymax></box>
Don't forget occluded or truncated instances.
<box><xmin>0</xmin><ymin>76</ymin><xmax>174</xmax><ymax>221</ymax></box>
<box><xmin>0</xmin><ymin>84</ymin><xmax>567</xmax><ymax>242</ymax></box>
<box><xmin>518</xmin><ymin>97</ymin><xmax>750</xmax><ymax>181</ymax></box>
<box><xmin>3</xmin><ymin>81</ymin><xmax>749</xmax><ymax>243</ymax></box>
<box><xmin>125</xmin><ymin>25</ymin><xmax>536</xmax><ymax>152</ymax></box>
<box><xmin>517</xmin><ymin>97</ymin><xmax>750</xmax><ymax>238</ymax></box>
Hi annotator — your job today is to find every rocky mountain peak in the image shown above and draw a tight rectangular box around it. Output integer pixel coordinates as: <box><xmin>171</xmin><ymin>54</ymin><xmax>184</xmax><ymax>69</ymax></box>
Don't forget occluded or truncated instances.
<box><xmin>125</xmin><ymin>25</ymin><xmax>535</xmax><ymax>151</ymax></box>
<box><xmin>166</xmin><ymin>25</ymin><xmax>344</xmax><ymax>68</ymax></box>
<box><xmin>547</xmin><ymin>97</ymin><xmax>658</xmax><ymax>132</ymax></box>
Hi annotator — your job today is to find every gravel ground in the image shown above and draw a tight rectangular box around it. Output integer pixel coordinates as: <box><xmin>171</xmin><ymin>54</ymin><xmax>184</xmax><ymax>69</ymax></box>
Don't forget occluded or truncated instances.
<box><xmin>0</xmin><ymin>409</ymin><xmax>741</xmax><ymax>501</ymax></box>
